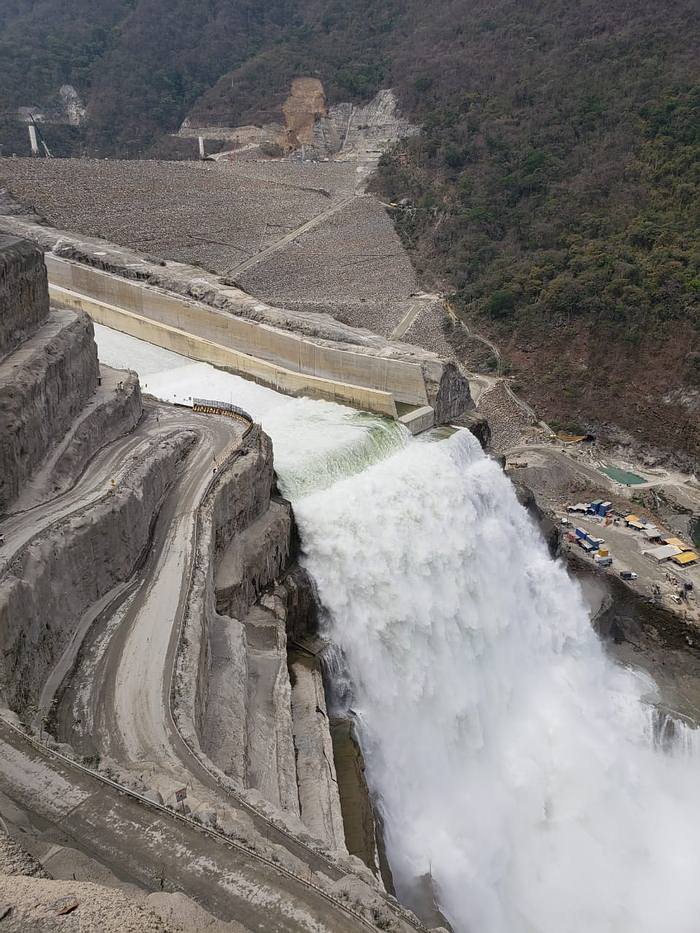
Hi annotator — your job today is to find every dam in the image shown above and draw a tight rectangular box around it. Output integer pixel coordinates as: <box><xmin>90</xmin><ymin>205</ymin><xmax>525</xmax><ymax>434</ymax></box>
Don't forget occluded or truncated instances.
<box><xmin>96</xmin><ymin>323</ymin><xmax>700</xmax><ymax>933</ymax></box>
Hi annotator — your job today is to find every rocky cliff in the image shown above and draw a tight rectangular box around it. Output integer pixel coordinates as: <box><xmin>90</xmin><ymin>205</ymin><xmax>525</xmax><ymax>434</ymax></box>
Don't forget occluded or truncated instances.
<box><xmin>172</xmin><ymin>425</ymin><xmax>347</xmax><ymax>850</ymax></box>
<box><xmin>0</xmin><ymin>310</ymin><xmax>100</xmax><ymax>512</ymax></box>
<box><xmin>205</xmin><ymin>429</ymin><xmax>299</xmax><ymax>812</ymax></box>
<box><xmin>33</xmin><ymin>368</ymin><xmax>142</xmax><ymax>504</ymax></box>
<box><xmin>0</xmin><ymin>235</ymin><xmax>48</xmax><ymax>355</ymax></box>
<box><xmin>0</xmin><ymin>433</ymin><xmax>194</xmax><ymax>713</ymax></box>
<box><xmin>0</xmin><ymin>238</ymin><xmax>145</xmax><ymax>514</ymax></box>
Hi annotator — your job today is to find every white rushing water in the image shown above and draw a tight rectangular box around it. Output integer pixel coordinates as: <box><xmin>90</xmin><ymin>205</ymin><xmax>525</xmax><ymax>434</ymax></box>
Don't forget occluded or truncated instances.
<box><xmin>94</xmin><ymin>324</ymin><xmax>406</xmax><ymax>497</ymax></box>
<box><xmin>296</xmin><ymin>430</ymin><xmax>700</xmax><ymax>933</ymax></box>
<box><xmin>96</xmin><ymin>326</ymin><xmax>700</xmax><ymax>933</ymax></box>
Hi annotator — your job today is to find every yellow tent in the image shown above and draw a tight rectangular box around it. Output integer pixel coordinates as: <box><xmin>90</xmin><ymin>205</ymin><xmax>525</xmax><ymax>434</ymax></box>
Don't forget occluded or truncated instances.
<box><xmin>671</xmin><ymin>551</ymin><xmax>698</xmax><ymax>566</ymax></box>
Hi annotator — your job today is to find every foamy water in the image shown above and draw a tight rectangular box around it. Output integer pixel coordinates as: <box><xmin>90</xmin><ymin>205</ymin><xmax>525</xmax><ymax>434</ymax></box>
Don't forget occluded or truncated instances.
<box><xmin>96</xmin><ymin>325</ymin><xmax>700</xmax><ymax>933</ymax></box>
<box><xmin>94</xmin><ymin>324</ymin><xmax>406</xmax><ymax>497</ymax></box>
<box><xmin>295</xmin><ymin>430</ymin><xmax>700</xmax><ymax>933</ymax></box>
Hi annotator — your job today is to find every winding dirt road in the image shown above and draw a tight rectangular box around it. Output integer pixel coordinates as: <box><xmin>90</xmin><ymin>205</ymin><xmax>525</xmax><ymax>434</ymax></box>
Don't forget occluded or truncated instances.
<box><xmin>0</xmin><ymin>401</ymin><xmax>419</xmax><ymax>931</ymax></box>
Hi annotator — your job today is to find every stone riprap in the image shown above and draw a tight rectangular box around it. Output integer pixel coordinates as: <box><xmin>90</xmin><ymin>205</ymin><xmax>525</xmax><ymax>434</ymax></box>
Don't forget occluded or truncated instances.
<box><xmin>238</xmin><ymin>197</ymin><xmax>420</xmax><ymax>336</ymax></box>
<box><xmin>0</xmin><ymin>158</ymin><xmax>351</xmax><ymax>274</ymax></box>
<box><xmin>215</xmin><ymin>159</ymin><xmax>358</xmax><ymax>197</ymax></box>
<box><xmin>0</xmin><ymin>158</ymin><xmax>416</xmax><ymax>335</ymax></box>
<box><xmin>477</xmin><ymin>381</ymin><xmax>535</xmax><ymax>452</ymax></box>
<box><xmin>309</xmin><ymin>89</ymin><xmax>419</xmax><ymax>160</ymax></box>
<box><xmin>0</xmin><ymin>159</ymin><xmax>474</xmax><ymax>423</ymax></box>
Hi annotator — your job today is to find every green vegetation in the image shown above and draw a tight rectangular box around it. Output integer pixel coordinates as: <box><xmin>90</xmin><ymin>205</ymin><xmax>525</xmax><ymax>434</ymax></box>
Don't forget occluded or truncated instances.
<box><xmin>692</xmin><ymin>518</ymin><xmax>700</xmax><ymax>549</ymax></box>
<box><xmin>374</xmin><ymin>7</ymin><xmax>698</xmax><ymax>381</ymax></box>
<box><xmin>0</xmin><ymin>0</ymin><xmax>400</xmax><ymax>157</ymax></box>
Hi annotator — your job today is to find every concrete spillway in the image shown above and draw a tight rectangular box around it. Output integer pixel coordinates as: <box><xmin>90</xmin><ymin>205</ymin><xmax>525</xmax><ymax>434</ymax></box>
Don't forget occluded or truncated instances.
<box><xmin>96</xmin><ymin>324</ymin><xmax>700</xmax><ymax>933</ymax></box>
<box><xmin>94</xmin><ymin>324</ymin><xmax>408</xmax><ymax>499</ymax></box>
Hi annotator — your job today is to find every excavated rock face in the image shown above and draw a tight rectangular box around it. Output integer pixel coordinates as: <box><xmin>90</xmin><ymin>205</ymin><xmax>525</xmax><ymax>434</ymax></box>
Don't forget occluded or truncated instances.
<box><xmin>310</xmin><ymin>89</ymin><xmax>419</xmax><ymax>159</ymax></box>
<box><xmin>58</xmin><ymin>84</ymin><xmax>87</xmax><ymax>126</ymax></box>
<box><xmin>272</xmin><ymin>565</ymin><xmax>318</xmax><ymax>644</ymax></box>
<box><xmin>454</xmin><ymin>410</ymin><xmax>491</xmax><ymax>450</ymax></box>
<box><xmin>0</xmin><ymin>237</ymin><xmax>102</xmax><ymax>511</ymax></box>
<box><xmin>282</xmin><ymin>77</ymin><xmax>326</xmax><ymax>148</ymax></box>
<box><xmin>422</xmin><ymin>359</ymin><xmax>474</xmax><ymax>424</ymax></box>
<box><xmin>213</xmin><ymin>430</ymin><xmax>296</xmax><ymax>622</ymax></box>
<box><xmin>182</xmin><ymin>76</ymin><xmax>327</xmax><ymax>154</ymax></box>
<box><xmin>0</xmin><ymin>235</ymin><xmax>48</xmax><ymax>355</ymax></box>
<box><xmin>16</xmin><ymin>84</ymin><xmax>87</xmax><ymax>129</ymax></box>
<box><xmin>183</xmin><ymin>80</ymin><xmax>417</xmax><ymax>161</ymax></box>
<box><xmin>41</xmin><ymin>369</ymin><xmax>142</xmax><ymax>501</ymax></box>
<box><xmin>0</xmin><ymin>239</ymin><xmax>145</xmax><ymax>513</ymax></box>
<box><xmin>199</xmin><ymin>429</ymin><xmax>302</xmax><ymax>810</ymax></box>
<box><xmin>0</xmin><ymin>433</ymin><xmax>194</xmax><ymax>713</ymax></box>
<box><xmin>0</xmin><ymin>311</ymin><xmax>99</xmax><ymax>512</ymax></box>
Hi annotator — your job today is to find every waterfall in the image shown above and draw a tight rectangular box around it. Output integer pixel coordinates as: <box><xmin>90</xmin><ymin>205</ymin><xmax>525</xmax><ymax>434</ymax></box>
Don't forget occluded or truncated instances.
<box><xmin>294</xmin><ymin>428</ymin><xmax>700</xmax><ymax>933</ymax></box>
<box><xmin>95</xmin><ymin>324</ymin><xmax>700</xmax><ymax>933</ymax></box>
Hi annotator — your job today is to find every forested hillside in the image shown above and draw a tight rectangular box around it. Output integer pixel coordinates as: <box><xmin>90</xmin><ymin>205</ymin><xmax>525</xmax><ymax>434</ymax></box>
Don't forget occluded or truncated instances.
<box><xmin>1</xmin><ymin>0</ymin><xmax>697</xmax><ymax>459</ymax></box>
<box><xmin>371</xmin><ymin>0</ymin><xmax>699</xmax><ymax>461</ymax></box>
<box><xmin>0</xmin><ymin>0</ymin><xmax>301</xmax><ymax>156</ymax></box>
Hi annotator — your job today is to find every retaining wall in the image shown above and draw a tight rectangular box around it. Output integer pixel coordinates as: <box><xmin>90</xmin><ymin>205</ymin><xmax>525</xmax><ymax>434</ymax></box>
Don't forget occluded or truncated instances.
<box><xmin>46</xmin><ymin>255</ymin><xmax>432</xmax><ymax>413</ymax></box>
<box><xmin>50</xmin><ymin>279</ymin><xmax>400</xmax><ymax>418</ymax></box>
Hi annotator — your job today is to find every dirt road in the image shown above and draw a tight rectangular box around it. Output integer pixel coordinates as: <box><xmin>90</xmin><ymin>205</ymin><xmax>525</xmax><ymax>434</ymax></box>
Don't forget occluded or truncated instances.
<box><xmin>0</xmin><ymin>720</ymin><xmax>370</xmax><ymax>932</ymax></box>
<box><xmin>1</xmin><ymin>399</ymin><xmax>424</xmax><ymax>930</ymax></box>
<box><xmin>44</xmin><ymin>407</ymin><xmax>349</xmax><ymax>871</ymax></box>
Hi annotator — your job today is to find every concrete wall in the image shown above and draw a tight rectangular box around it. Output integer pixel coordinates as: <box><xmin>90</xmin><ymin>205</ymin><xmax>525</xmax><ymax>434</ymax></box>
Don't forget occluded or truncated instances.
<box><xmin>398</xmin><ymin>405</ymin><xmax>435</xmax><ymax>435</ymax></box>
<box><xmin>46</xmin><ymin>255</ymin><xmax>427</xmax><ymax>409</ymax></box>
<box><xmin>50</xmin><ymin>281</ymin><xmax>401</xmax><ymax>417</ymax></box>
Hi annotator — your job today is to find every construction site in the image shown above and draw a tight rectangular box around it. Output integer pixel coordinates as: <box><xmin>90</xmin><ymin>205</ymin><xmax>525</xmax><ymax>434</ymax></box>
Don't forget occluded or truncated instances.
<box><xmin>1</xmin><ymin>231</ymin><xmax>446</xmax><ymax>931</ymax></box>
<box><xmin>1</xmin><ymin>83</ymin><xmax>699</xmax><ymax>933</ymax></box>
